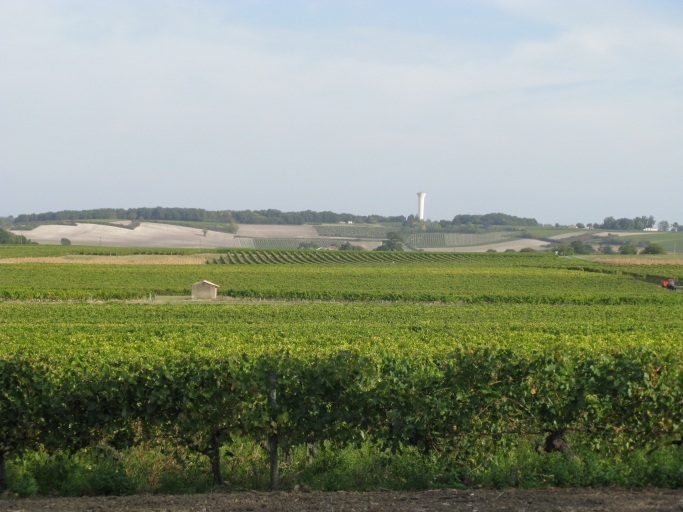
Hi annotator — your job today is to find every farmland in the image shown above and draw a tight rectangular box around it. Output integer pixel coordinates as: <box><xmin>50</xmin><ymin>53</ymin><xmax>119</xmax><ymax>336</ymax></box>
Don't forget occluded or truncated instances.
<box><xmin>1</xmin><ymin>251</ymin><xmax>682</xmax><ymax>303</ymax></box>
<box><xmin>1</xmin><ymin>250</ymin><xmax>683</xmax><ymax>496</ymax></box>
<box><xmin>1</xmin><ymin>300</ymin><xmax>683</xmax><ymax>494</ymax></box>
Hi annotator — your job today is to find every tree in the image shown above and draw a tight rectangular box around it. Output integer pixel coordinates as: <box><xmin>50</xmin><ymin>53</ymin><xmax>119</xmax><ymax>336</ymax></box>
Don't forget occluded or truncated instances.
<box><xmin>576</xmin><ymin>223</ymin><xmax>585</xmax><ymax>229</ymax></box>
<box><xmin>298</xmin><ymin>242</ymin><xmax>320</xmax><ymax>250</ymax></box>
<box><xmin>486</xmin><ymin>249</ymin><xmax>497</xmax><ymax>252</ymax></box>
<box><xmin>570</xmin><ymin>240</ymin><xmax>593</xmax><ymax>255</ymax></box>
<box><xmin>657</xmin><ymin>221</ymin><xmax>669</xmax><ymax>232</ymax></box>
<box><xmin>0</xmin><ymin>228</ymin><xmax>33</xmax><ymax>245</ymax></box>
<box><xmin>599</xmin><ymin>245</ymin><xmax>614</xmax><ymax>254</ymax></box>
<box><xmin>339</xmin><ymin>242</ymin><xmax>363</xmax><ymax>251</ymax></box>
<box><xmin>60</xmin><ymin>238</ymin><xmax>71</xmax><ymax>246</ymax></box>
<box><xmin>556</xmin><ymin>244</ymin><xmax>574</xmax><ymax>256</ymax></box>
<box><xmin>519</xmin><ymin>247</ymin><xmax>536</xmax><ymax>252</ymax></box>
<box><xmin>375</xmin><ymin>232</ymin><xmax>403</xmax><ymax>252</ymax></box>
<box><xmin>505</xmin><ymin>248</ymin><xmax>516</xmax><ymax>252</ymax></box>
<box><xmin>641</xmin><ymin>243</ymin><xmax>666</xmax><ymax>255</ymax></box>
<box><xmin>619</xmin><ymin>244</ymin><xmax>638</xmax><ymax>255</ymax></box>
<box><xmin>672</xmin><ymin>222</ymin><xmax>681</xmax><ymax>232</ymax></box>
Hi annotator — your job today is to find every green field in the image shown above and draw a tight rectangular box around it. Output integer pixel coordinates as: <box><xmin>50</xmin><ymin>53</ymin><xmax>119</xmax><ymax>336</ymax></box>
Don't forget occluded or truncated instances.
<box><xmin>1</xmin><ymin>249</ymin><xmax>683</xmax><ymax>494</ymax></box>
<box><xmin>606</xmin><ymin>231</ymin><xmax>683</xmax><ymax>252</ymax></box>
<box><xmin>2</xmin><ymin>251</ymin><xmax>682</xmax><ymax>303</ymax></box>
<box><xmin>313</xmin><ymin>224</ymin><xmax>392</xmax><ymax>238</ymax></box>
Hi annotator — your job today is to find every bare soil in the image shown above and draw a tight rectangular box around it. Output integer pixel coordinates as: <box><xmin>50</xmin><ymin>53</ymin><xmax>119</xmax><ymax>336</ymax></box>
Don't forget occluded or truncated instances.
<box><xmin>1</xmin><ymin>488</ymin><xmax>682</xmax><ymax>512</ymax></box>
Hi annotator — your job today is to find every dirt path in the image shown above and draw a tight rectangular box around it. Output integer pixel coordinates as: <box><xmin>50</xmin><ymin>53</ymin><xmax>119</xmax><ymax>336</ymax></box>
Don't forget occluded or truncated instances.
<box><xmin>1</xmin><ymin>488</ymin><xmax>682</xmax><ymax>512</ymax></box>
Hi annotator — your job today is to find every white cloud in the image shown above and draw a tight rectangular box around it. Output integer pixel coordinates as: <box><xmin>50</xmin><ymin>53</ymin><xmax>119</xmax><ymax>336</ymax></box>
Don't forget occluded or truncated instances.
<box><xmin>0</xmin><ymin>0</ymin><xmax>682</xmax><ymax>223</ymax></box>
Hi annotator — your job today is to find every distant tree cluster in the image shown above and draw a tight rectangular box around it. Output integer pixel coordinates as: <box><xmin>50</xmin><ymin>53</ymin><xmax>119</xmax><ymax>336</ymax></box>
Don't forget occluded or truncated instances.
<box><xmin>0</xmin><ymin>227</ymin><xmax>34</xmax><ymax>245</ymax></box>
<box><xmin>401</xmin><ymin>212</ymin><xmax>538</xmax><ymax>233</ymax></box>
<box><xmin>449</xmin><ymin>213</ymin><xmax>539</xmax><ymax>227</ymax></box>
<box><xmin>556</xmin><ymin>240</ymin><xmax>594</xmax><ymax>256</ymax></box>
<box><xmin>339</xmin><ymin>242</ymin><xmax>364</xmax><ymax>251</ymax></box>
<box><xmin>375</xmin><ymin>233</ymin><xmax>404</xmax><ymax>251</ymax></box>
<box><xmin>597</xmin><ymin>216</ymin><xmax>655</xmax><ymax>230</ymax></box>
<box><xmin>13</xmin><ymin>208</ymin><xmax>408</xmax><ymax>226</ymax></box>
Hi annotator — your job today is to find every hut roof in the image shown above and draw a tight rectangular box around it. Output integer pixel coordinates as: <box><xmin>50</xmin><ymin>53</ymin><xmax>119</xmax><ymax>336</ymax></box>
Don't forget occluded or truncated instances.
<box><xmin>193</xmin><ymin>280</ymin><xmax>220</xmax><ymax>288</ymax></box>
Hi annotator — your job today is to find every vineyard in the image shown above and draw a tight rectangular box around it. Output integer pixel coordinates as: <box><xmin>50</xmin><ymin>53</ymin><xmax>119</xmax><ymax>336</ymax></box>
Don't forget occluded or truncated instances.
<box><xmin>312</xmin><ymin>224</ymin><xmax>393</xmax><ymax>238</ymax></box>
<box><xmin>407</xmin><ymin>232</ymin><xmax>514</xmax><ymax>248</ymax></box>
<box><xmin>2</xmin><ymin>253</ymin><xmax>683</xmax><ymax>303</ymax></box>
<box><xmin>1</xmin><ymin>251</ymin><xmax>683</xmax><ymax>494</ymax></box>
<box><xmin>1</xmin><ymin>302</ymin><xmax>683</xmax><ymax>492</ymax></box>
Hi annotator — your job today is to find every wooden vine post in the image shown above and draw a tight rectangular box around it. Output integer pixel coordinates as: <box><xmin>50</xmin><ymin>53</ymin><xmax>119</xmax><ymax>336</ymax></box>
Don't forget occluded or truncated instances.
<box><xmin>269</xmin><ymin>371</ymin><xmax>278</xmax><ymax>491</ymax></box>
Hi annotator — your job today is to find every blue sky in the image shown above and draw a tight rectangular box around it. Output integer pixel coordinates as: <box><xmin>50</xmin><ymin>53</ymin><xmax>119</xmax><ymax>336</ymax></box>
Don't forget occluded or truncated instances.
<box><xmin>1</xmin><ymin>0</ymin><xmax>683</xmax><ymax>224</ymax></box>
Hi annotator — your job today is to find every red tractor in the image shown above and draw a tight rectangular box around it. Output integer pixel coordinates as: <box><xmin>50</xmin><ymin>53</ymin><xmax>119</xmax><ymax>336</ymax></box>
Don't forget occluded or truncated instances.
<box><xmin>661</xmin><ymin>279</ymin><xmax>677</xmax><ymax>290</ymax></box>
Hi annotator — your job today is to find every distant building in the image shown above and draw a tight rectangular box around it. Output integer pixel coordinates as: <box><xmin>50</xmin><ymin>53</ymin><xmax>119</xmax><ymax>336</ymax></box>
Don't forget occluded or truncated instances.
<box><xmin>191</xmin><ymin>280</ymin><xmax>219</xmax><ymax>299</ymax></box>
<box><xmin>644</xmin><ymin>227</ymin><xmax>659</xmax><ymax>231</ymax></box>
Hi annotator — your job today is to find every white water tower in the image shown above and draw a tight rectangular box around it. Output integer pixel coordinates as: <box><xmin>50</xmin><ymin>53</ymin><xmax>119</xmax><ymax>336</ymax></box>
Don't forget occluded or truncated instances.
<box><xmin>417</xmin><ymin>192</ymin><xmax>426</xmax><ymax>220</ymax></box>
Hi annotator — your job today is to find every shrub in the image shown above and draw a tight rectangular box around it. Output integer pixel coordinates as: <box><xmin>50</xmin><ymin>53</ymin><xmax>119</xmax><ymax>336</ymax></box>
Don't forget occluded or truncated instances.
<box><xmin>556</xmin><ymin>244</ymin><xmax>574</xmax><ymax>256</ymax></box>
<box><xmin>599</xmin><ymin>245</ymin><xmax>614</xmax><ymax>254</ymax></box>
<box><xmin>504</xmin><ymin>249</ymin><xmax>516</xmax><ymax>253</ymax></box>
<box><xmin>570</xmin><ymin>240</ymin><xmax>593</xmax><ymax>255</ymax></box>
<box><xmin>61</xmin><ymin>238</ymin><xmax>71</xmax><ymax>246</ymax></box>
<box><xmin>619</xmin><ymin>244</ymin><xmax>638</xmax><ymax>255</ymax></box>
<box><xmin>486</xmin><ymin>249</ymin><xmax>497</xmax><ymax>253</ymax></box>
<box><xmin>641</xmin><ymin>243</ymin><xmax>666</xmax><ymax>255</ymax></box>
<box><xmin>519</xmin><ymin>247</ymin><xmax>535</xmax><ymax>252</ymax></box>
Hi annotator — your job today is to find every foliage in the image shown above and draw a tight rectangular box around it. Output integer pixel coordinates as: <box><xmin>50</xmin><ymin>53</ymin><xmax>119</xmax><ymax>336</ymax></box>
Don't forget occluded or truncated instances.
<box><xmin>570</xmin><ymin>240</ymin><xmax>593</xmax><ymax>255</ymax></box>
<box><xmin>599</xmin><ymin>245</ymin><xmax>614</xmax><ymax>254</ymax></box>
<box><xmin>619</xmin><ymin>244</ymin><xmax>638</xmax><ymax>255</ymax></box>
<box><xmin>0</xmin><ymin>228</ymin><xmax>33</xmax><ymax>245</ymax></box>
<box><xmin>556</xmin><ymin>244</ymin><xmax>574</xmax><ymax>256</ymax></box>
<box><xmin>14</xmin><ymin>208</ymin><xmax>406</xmax><ymax>226</ymax></box>
<box><xmin>374</xmin><ymin>232</ymin><xmax>404</xmax><ymax>252</ymax></box>
<box><xmin>2</xmin><ymin>302</ymin><xmax>683</xmax><ymax>491</ymax></box>
<box><xmin>599</xmin><ymin>215</ymin><xmax>655</xmax><ymax>230</ymax></box>
<box><xmin>450</xmin><ymin>213</ymin><xmax>538</xmax><ymax>227</ymax></box>
<box><xmin>519</xmin><ymin>247</ymin><xmax>536</xmax><ymax>252</ymax></box>
<box><xmin>60</xmin><ymin>238</ymin><xmax>71</xmax><ymax>246</ymax></box>
<box><xmin>641</xmin><ymin>243</ymin><xmax>666</xmax><ymax>255</ymax></box>
<box><xmin>339</xmin><ymin>242</ymin><xmax>364</xmax><ymax>251</ymax></box>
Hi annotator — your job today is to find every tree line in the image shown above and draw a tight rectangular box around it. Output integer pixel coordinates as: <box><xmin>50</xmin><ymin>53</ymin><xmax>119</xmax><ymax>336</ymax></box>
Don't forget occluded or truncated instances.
<box><xmin>12</xmin><ymin>208</ymin><xmax>407</xmax><ymax>226</ymax></box>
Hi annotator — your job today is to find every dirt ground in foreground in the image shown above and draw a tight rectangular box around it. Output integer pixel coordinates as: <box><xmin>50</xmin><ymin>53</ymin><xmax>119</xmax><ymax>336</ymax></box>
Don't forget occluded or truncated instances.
<box><xmin>1</xmin><ymin>488</ymin><xmax>682</xmax><ymax>512</ymax></box>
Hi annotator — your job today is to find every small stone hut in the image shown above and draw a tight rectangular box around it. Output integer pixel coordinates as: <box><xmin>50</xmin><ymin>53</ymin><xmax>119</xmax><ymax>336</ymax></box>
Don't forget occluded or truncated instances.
<box><xmin>191</xmin><ymin>280</ymin><xmax>219</xmax><ymax>299</ymax></box>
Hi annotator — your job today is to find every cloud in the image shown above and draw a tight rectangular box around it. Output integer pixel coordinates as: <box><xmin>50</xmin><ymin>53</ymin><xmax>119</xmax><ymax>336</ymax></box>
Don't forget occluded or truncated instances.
<box><xmin>0</xmin><ymin>0</ymin><xmax>682</xmax><ymax>223</ymax></box>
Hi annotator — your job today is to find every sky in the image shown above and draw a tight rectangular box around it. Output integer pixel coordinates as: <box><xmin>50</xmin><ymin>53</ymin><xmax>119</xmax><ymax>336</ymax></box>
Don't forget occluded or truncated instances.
<box><xmin>1</xmin><ymin>1</ymin><xmax>682</xmax><ymax>225</ymax></box>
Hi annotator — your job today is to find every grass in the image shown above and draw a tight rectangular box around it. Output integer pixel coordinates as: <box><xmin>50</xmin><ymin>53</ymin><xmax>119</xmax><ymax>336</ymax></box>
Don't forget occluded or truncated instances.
<box><xmin>6</xmin><ymin>438</ymin><xmax>683</xmax><ymax>497</ymax></box>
